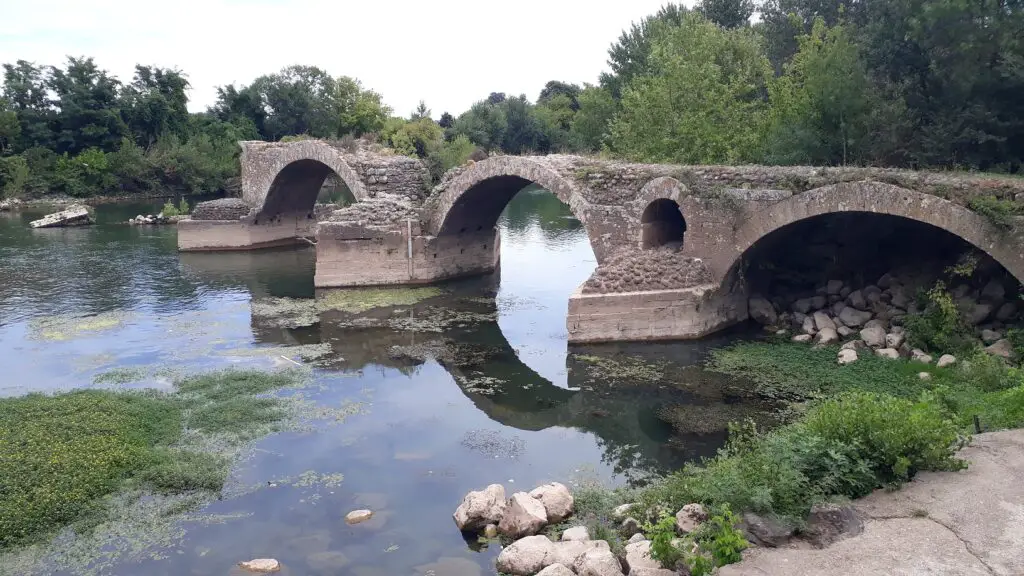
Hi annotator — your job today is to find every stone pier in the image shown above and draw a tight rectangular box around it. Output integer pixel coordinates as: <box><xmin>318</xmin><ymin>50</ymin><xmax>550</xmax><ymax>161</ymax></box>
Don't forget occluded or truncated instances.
<box><xmin>181</xmin><ymin>139</ymin><xmax>1024</xmax><ymax>344</ymax></box>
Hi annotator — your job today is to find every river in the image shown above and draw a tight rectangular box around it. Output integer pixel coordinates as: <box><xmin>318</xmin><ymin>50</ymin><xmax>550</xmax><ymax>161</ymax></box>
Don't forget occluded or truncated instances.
<box><xmin>0</xmin><ymin>189</ymin><xmax>766</xmax><ymax>576</ymax></box>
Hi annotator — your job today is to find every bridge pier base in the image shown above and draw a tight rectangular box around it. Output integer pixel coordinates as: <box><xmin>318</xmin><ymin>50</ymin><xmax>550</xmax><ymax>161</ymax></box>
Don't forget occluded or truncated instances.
<box><xmin>565</xmin><ymin>281</ymin><xmax>749</xmax><ymax>344</ymax></box>
<box><xmin>315</xmin><ymin>221</ymin><xmax>500</xmax><ymax>288</ymax></box>
<box><xmin>177</xmin><ymin>214</ymin><xmax>316</xmax><ymax>251</ymax></box>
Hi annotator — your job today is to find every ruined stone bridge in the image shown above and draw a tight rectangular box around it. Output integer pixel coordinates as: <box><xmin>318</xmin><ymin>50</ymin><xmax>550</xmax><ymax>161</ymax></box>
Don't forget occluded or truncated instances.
<box><xmin>178</xmin><ymin>139</ymin><xmax>1024</xmax><ymax>343</ymax></box>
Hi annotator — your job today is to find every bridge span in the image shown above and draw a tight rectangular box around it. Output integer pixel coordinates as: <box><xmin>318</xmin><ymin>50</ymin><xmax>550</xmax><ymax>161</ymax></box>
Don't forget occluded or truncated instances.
<box><xmin>178</xmin><ymin>139</ymin><xmax>1024</xmax><ymax>343</ymax></box>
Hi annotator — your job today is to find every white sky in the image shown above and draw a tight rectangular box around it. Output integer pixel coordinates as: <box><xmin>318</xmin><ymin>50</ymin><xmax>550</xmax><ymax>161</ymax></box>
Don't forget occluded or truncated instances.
<box><xmin>0</xmin><ymin>0</ymin><xmax>692</xmax><ymax>118</ymax></box>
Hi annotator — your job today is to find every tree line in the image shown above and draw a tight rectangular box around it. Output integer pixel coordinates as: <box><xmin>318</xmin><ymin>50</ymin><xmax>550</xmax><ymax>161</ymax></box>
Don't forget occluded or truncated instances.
<box><xmin>1</xmin><ymin>0</ymin><xmax>1022</xmax><ymax>200</ymax></box>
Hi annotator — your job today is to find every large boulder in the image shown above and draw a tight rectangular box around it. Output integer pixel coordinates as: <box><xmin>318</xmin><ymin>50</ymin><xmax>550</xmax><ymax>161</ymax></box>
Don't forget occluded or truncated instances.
<box><xmin>813</xmin><ymin>311</ymin><xmax>836</xmax><ymax>332</ymax></box>
<box><xmin>889</xmin><ymin>288</ymin><xmax>911</xmax><ymax>310</ymax></box>
<box><xmin>810</xmin><ymin>295</ymin><xmax>828</xmax><ymax>310</ymax></box>
<box><xmin>911</xmin><ymin>349</ymin><xmax>933</xmax><ymax>364</ymax></box>
<box><xmin>877</xmin><ymin>273</ymin><xmax>895</xmax><ymax>289</ymax></box>
<box><xmin>624</xmin><ymin>540</ymin><xmax>669</xmax><ymax>573</ymax></box>
<box><xmin>792</xmin><ymin>334</ymin><xmax>812</xmax><ymax>343</ymax></box>
<box><xmin>552</xmin><ymin>540</ymin><xmax>610</xmax><ymax>568</ymax></box>
<box><xmin>996</xmin><ymin>302</ymin><xmax>1018</xmax><ymax>322</ymax></box>
<box><xmin>837</xmin><ymin>326</ymin><xmax>855</xmax><ymax>338</ymax></box>
<box><xmin>675</xmin><ymin>503</ymin><xmax>708</xmax><ymax>534</ymax></box>
<box><xmin>863</xmin><ymin>285</ymin><xmax>883</xmax><ymax>305</ymax></box>
<box><xmin>981</xmin><ymin>329</ymin><xmax>1003</xmax><ymax>345</ymax></box>
<box><xmin>885</xmin><ymin>332</ymin><xmax>905</xmax><ymax>349</ymax></box>
<box><xmin>802</xmin><ymin>316</ymin><xmax>817</xmax><ymax>335</ymax></box>
<box><xmin>793</xmin><ymin>298</ymin><xmax>814</xmax><ymax>314</ymax></box>
<box><xmin>826</xmin><ymin>280</ymin><xmax>844</xmax><ymax>295</ymax></box>
<box><xmin>453</xmin><ymin>484</ymin><xmax>506</xmax><ymax>531</ymax></box>
<box><xmin>804</xmin><ymin>503</ymin><xmax>864</xmax><ymax>548</ymax></box>
<box><xmin>838</xmin><ymin>306</ymin><xmax>872</xmax><ymax>327</ymax></box>
<box><xmin>741</xmin><ymin>513</ymin><xmax>793</xmax><ymax>548</ymax></box>
<box><xmin>847</xmin><ymin>290</ymin><xmax>868</xmax><ymax>311</ymax></box>
<box><xmin>530</xmin><ymin>482</ymin><xmax>574</xmax><ymax>523</ymax></box>
<box><xmin>981</xmin><ymin>280</ymin><xmax>1006</xmax><ymax>303</ymax></box>
<box><xmin>495</xmin><ymin>535</ymin><xmax>556</xmax><ymax>575</ymax></box>
<box><xmin>499</xmin><ymin>492</ymin><xmax>549</xmax><ymax>539</ymax></box>
<box><xmin>937</xmin><ymin>354</ymin><xmax>958</xmax><ymax>368</ymax></box>
<box><xmin>968</xmin><ymin>303</ymin><xmax>994</xmax><ymax>325</ymax></box>
<box><xmin>860</xmin><ymin>324</ymin><xmax>887</xmax><ymax>348</ymax></box>
<box><xmin>875</xmin><ymin>348</ymin><xmax>900</xmax><ymax>360</ymax></box>
<box><xmin>748</xmin><ymin>296</ymin><xmax>778</xmax><ymax>325</ymax></box>
<box><xmin>536</xmin><ymin>565</ymin><xmax>576</xmax><ymax>576</ymax></box>
<box><xmin>573</xmin><ymin>547</ymin><xmax>625</xmax><ymax>576</ymax></box>
<box><xmin>985</xmin><ymin>339</ymin><xmax>1015</xmax><ymax>359</ymax></box>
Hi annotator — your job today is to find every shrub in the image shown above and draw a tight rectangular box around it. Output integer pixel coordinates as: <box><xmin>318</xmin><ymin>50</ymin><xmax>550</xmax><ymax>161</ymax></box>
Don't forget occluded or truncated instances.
<box><xmin>161</xmin><ymin>200</ymin><xmax>180</xmax><ymax>217</ymax></box>
<box><xmin>1008</xmin><ymin>328</ymin><xmax>1024</xmax><ymax>365</ymax></box>
<box><xmin>54</xmin><ymin>148</ymin><xmax>117</xmax><ymax>197</ymax></box>
<box><xmin>0</xmin><ymin>155</ymin><xmax>29</xmax><ymax>198</ymax></box>
<box><xmin>177</xmin><ymin>197</ymin><xmax>190</xmax><ymax>215</ymax></box>
<box><xmin>689</xmin><ymin>505</ymin><xmax>748</xmax><ymax>575</ymax></box>
<box><xmin>646</xmin><ymin>513</ymin><xmax>683</xmax><ymax>568</ymax></box>
<box><xmin>904</xmin><ymin>282</ymin><xmax>976</xmax><ymax>355</ymax></box>
<box><xmin>968</xmin><ymin>195</ymin><xmax>1020</xmax><ymax>230</ymax></box>
<box><xmin>424</xmin><ymin>135</ymin><xmax>476</xmax><ymax>184</ymax></box>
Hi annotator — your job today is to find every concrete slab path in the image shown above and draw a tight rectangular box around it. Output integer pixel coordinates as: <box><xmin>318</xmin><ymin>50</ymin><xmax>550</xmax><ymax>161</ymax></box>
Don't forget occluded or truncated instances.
<box><xmin>719</xmin><ymin>429</ymin><xmax>1024</xmax><ymax>576</ymax></box>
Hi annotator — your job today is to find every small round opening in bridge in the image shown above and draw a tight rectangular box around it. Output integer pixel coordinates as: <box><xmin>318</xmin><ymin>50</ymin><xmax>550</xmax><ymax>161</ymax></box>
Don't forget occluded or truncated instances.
<box><xmin>640</xmin><ymin>198</ymin><xmax>686</xmax><ymax>250</ymax></box>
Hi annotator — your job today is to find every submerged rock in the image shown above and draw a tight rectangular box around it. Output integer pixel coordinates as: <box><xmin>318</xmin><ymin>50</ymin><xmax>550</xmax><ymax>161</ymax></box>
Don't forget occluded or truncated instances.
<box><xmin>239</xmin><ymin>558</ymin><xmax>282</xmax><ymax>573</ymax></box>
<box><xmin>305</xmin><ymin>551</ymin><xmax>349</xmax><ymax>575</ymax></box>
<box><xmin>454</xmin><ymin>484</ymin><xmax>506</xmax><ymax>531</ymax></box>
<box><xmin>499</xmin><ymin>492</ymin><xmax>549</xmax><ymax>538</ymax></box>
<box><xmin>344</xmin><ymin>509</ymin><xmax>374</xmax><ymax>524</ymax></box>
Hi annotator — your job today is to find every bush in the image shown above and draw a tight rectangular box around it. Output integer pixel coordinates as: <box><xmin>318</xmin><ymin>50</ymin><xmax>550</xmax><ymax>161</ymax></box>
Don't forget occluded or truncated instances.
<box><xmin>636</xmin><ymin>392</ymin><xmax>965</xmax><ymax>525</ymax></box>
<box><xmin>54</xmin><ymin>148</ymin><xmax>117</xmax><ymax>197</ymax></box>
<box><xmin>689</xmin><ymin>506</ymin><xmax>748</xmax><ymax>575</ymax></box>
<box><xmin>0</xmin><ymin>155</ymin><xmax>29</xmax><ymax>198</ymax></box>
<box><xmin>904</xmin><ymin>282</ymin><xmax>976</xmax><ymax>355</ymax></box>
<box><xmin>968</xmin><ymin>195</ymin><xmax>1020</xmax><ymax>230</ymax></box>
<box><xmin>161</xmin><ymin>200</ymin><xmax>180</xmax><ymax>217</ymax></box>
<box><xmin>424</xmin><ymin>134</ymin><xmax>476</xmax><ymax>183</ymax></box>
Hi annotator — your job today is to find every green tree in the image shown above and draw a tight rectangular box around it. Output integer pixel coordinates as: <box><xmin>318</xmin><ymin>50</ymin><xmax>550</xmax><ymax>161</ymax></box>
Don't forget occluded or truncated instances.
<box><xmin>211</xmin><ymin>84</ymin><xmax>267</xmax><ymax>137</ymax></box>
<box><xmin>699</xmin><ymin>0</ymin><xmax>755</xmax><ymax>28</ymax></box>
<box><xmin>609</xmin><ymin>12</ymin><xmax>772</xmax><ymax>163</ymax></box>
<box><xmin>410</xmin><ymin>100</ymin><xmax>431</xmax><ymax>121</ymax></box>
<box><xmin>538</xmin><ymin>80</ymin><xmax>581</xmax><ymax>110</ymax></box>
<box><xmin>1</xmin><ymin>60</ymin><xmax>53</xmax><ymax>151</ymax></box>
<box><xmin>534</xmin><ymin>93</ymin><xmax>576</xmax><ymax>151</ymax></box>
<box><xmin>120</xmin><ymin>65</ymin><xmax>190</xmax><ymax>148</ymax></box>
<box><xmin>0</xmin><ymin>98</ymin><xmax>20</xmax><ymax>154</ymax></box>
<box><xmin>450</xmin><ymin>101</ymin><xmax>507</xmax><ymax>153</ymax></box>
<box><xmin>335</xmin><ymin>76</ymin><xmax>391</xmax><ymax>136</ymax></box>
<box><xmin>600</xmin><ymin>3</ymin><xmax>690</xmax><ymax>99</ymax></box>
<box><xmin>766</xmin><ymin>19</ymin><xmax>906</xmax><ymax>165</ymax></box>
<box><xmin>250</xmin><ymin>65</ymin><xmax>340</xmax><ymax>140</ymax></box>
<box><xmin>569</xmin><ymin>85</ymin><xmax>616</xmax><ymax>152</ymax></box>
<box><xmin>502</xmin><ymin>95</ymin><xmax>542</xmax><ymax>154</ymax></box>
<box><xmin>47</xmin><ymin>57</ymin><xmax>127</xmax><ymax>155</ymax></box>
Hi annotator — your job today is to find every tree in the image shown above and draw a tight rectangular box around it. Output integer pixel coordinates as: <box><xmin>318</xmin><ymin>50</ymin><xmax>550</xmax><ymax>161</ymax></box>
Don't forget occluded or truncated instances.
<box><xmin>335</xmin><ymin>76</ymin><xmax>391</xmax><ymax>136</ymax></box>
<box><xmin>538</xmin><ymin>81</ymin><xmax>581</xmax><ymax>110</ymax></box>
<box><xmin>410</xmin><ymin>100</ymin><xmax>431</xmax><ymax>121</ymax></box>
<box><xmin>609</xmin><ymin>12</ymin><xmax>772</xmax><ymax>164</ymax></box>
<box><xmin>698</xmin><ymin>0</ymin><xmax>755</xmax><ymax>28</ymax></box>
<box><xmin>599</xmin><ymin>3</ymin><xmax>689</xmax><ymax>99</ymax></box>
<box><xmin>486</xmin><ymin>92</ymin><xmax>506</xmax><ymax>105</ymax></box>
<box><xmin>2</xmin><ymin>60</ymin><xmax>53</xmax><ymax>151</ymax></box>
<box><xmin>535</xmin><ymin>93</ymin><xmax>576</xmax><ymax>151</ymax></box>
<box><xmin>120</xmin><ymin>65</ymin><xmax>190</xmax><ymax>147</ymax></box>
<box><xmin>450</xmin><ymin>101</ymin><xmax>507</xmax><ymax>153</ymax></box>
<box><xmin>438</xmin><ymin>112</ymin><xmax>454</xmax><ymax>129</ymax></box>
<box><xmin>211</xmin><ymin>84</ymin><xmax>267</xmax><ymax>137</ymax></box>
<box><xmin>569</xmin><ymin>85</ymin><xmax>617</xmax><ymax>152</ymax></box>
<box><xmin>249</xmin><ymin>65</ymin><xmax>340</xmax><ymax>140</ymax></box>
<box><xmin>47</xmin><ymin>57</ymin><xmax>126</xmax><ymax>155</ymax></box>
<box><xmin>502</xmin><ymin>95</ymin><xmax>542</xmax><ymax>154</ymax></box>
<box><xmin>766</xmin><ymin>18</ymin><xmax>906</xmax><ymax>165</ymax></box>
<box><xmin>0</xmin><ymin>99</ymin><xmax>20</xmax><ymax>155</ymax></box>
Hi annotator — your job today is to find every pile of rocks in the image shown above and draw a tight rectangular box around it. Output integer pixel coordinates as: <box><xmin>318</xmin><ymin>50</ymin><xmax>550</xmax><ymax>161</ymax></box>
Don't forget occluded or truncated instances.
<box><xmin>0</xmin><ymin>198</ymin><xmax>23</xmax><ymax>211</ymax></box>
<box><xmin>582</xmin><ymin>249</ymin><xmax>714</xmax><ymax>294</ymax></box>
<box><xmin>129</xmin><ymin>213</ymin><xmax>184</xmax><ymax>225</ymax></box>
<box><xmin>748</xmin><ymin>273</ymin><xmax>1020</xmax><ymax>365</ymax></box>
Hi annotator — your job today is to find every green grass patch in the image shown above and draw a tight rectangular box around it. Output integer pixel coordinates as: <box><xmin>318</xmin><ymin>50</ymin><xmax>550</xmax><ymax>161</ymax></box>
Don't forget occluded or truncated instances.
<box><xmin>0</xmin><ymin>368</ymin><xmax>307</xmax><ymax>551</ymax></box>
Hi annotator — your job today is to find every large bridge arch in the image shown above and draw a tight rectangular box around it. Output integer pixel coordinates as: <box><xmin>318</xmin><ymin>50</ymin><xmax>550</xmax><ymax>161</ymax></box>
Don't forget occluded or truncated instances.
<box><xmin>426</xmin><ymin>156</ymin><xmax>588</xmax><ymax>237</ymax></box>
<box><xmin>241</xmin><ymin>140</ymin><xmax>369</xmax><ymax>219</ymax></box>
<box><xmin>716</xmin><ymin>181</ymin><xmax>1024</xmax><ymax>286</ymax></box>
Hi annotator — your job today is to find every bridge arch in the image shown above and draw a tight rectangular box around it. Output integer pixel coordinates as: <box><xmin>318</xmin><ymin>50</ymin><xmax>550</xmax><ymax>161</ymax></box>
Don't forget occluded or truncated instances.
<box><xmin>636</xmin><ymin>177</ymin><xmax>689</xmax><ymax>250</ymax></box>
<box><xmin>427</xmin><ymin>156</ymin><xmax>587</xmax><ymax>236</ymax></box>
<box><xmin>717</xmin><ymin>181</ymin><xmax>1024</xmax><ymax>286</ymax></box>
<box><xmin>242</xmin><ymin>140</ymin><xmax>369</xmax><ymax>219</ymax></box>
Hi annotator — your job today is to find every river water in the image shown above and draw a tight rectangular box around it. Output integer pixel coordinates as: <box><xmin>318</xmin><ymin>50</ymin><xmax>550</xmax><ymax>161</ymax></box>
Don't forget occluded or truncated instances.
<box><xmin>0</xmin><ymin>190</ymin><xmax>765</xmax><ymax>576</ymax></box>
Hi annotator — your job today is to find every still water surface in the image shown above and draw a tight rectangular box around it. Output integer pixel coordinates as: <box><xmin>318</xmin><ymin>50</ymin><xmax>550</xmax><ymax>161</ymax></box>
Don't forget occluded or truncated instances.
<box><xmin>0</xmin><ymin>190</ymin><xmax>762</xmax><ymax>575</ymax></box>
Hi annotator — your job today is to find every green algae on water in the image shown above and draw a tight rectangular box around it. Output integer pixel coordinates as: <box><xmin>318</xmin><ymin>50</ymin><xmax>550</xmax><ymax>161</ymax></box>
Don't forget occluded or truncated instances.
<box><xmin>318</xmin><ymin>286</ymin><xmax>443</xmax><ymax>313</ymax></box>
<box><xmin>29</xmin><ymin>311</ymin><xmax>133</xmax><ymax>341</ymax></box>
<box><xmin>573</xmin><ymin>353</ymin><xmax>667</xmax><ymax>384</ymax></box>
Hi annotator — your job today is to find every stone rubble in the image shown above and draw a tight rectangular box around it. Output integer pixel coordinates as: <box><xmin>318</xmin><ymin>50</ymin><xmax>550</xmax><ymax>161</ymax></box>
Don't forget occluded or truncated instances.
<box><xmin>582</xmin><ymin>248</ymin><xmax>713</xmax><ymax>294</ymax></box>
<box><xmin>29</xmin><ymin>205</ymin><xmax>93</xmax><ymax>228</ymax></box>
<box><xmin>747</xmin><ymin>271</ymin><xmax>1021</xmax><ymax>366</ymax></box>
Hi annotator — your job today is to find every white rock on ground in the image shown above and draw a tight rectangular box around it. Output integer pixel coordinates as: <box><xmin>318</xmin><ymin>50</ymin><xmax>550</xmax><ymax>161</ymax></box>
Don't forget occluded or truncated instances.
<box><xmin>496</xmin><ymin>535</ymin><xmax>556</xmax><ymax>576</ymax></box>
<box><xmin>530</xmin><ymin>482</ymin><xmax>574</xmax><ymax>523</ymax></box>
<box><xmin>573</xmin><ymin>547</ymin><xmax>625</xmax><ymax>576</ymax></box>
<box><xmin>551</xmin><ymin>541</ymin><xmax>610</xmax><ymax>568</ymax></box>
<box><xmin>911</xmin><ymin>349</ymin><xmax>933</xmax><ymax>364</ymax></box>
<box><xmin>627</xmin><ymin>532</ymin><xmax>647</xmax><ymax>544</ymax></box>
<box><xmin>919</xmin><ymin>372</ymin><xmax>932</xmax><ymax>380</ymax></box>
<box><xmin>625</xmin><ymin>540</ymin><xmax>668</xmax><ymax>573</ymax></box>
<box><xmin>813</xmin><ymin>311</ymin><xmax>837</xmax><ymax>332</ymax></box>
<box><xmin>875</xmin><ymin>348</ymin><xmax>900</xmax><ymax>360</ymax></box>
<box><xmin>837</xmin><ymin>325</ymin><xmax>855</xmax><ymax>338</ymax></box>
<box><xmin>838</xmin><ymin>348</ymin><xmax>858</xmax><ymax>365</ymax></box>
<box><xmin>838</xmin><ymin>306</ymin><xmax>873</xmax><ymax>327</ymax></box>
<box><xmin>985</xmin><ymin>339</ymin><xmax>1014</xmax><ymax>359</ymax></box>
<box><xmin>815</xmin><ymin>327</ymin><xmax>839</xmax><ymax>345</ymax></box>
<box><xmin>612</xmin><ymin>503</ymin><xmax>637</xmax><ymax>522</ymax></box>
<box><xmin>453</xmin><ymin>484</ymin><xmax>506</xmax><ymax>531</ymax></box>
<box><xmin>860</xmin><ymin>324</ymin><xmax>886</xmax><ymax>348</ymax></box>
<box><xmin>885</xmin><ymin>332</ymin><xmax>905</xmax><ymax>349</ymax></box>
<box><xmin>238</xmin><ymin>559</ymin><xmax>281</xmax><ymax>573</ymax></box>
<box><xmin>561</xmin><ymin>526</ymin><xmax>590</xmax><ymax>541</ymax></box>
<box><xmin>675</xmin><ymin>503</ymin><xmax>708</xmax><ymax>534</ymax></box>
<box><xmin>802</xmin><ymin>316</ymin><xmax>817</xmax><ymax>335</ymax></box>
<box><xmin>937</xmin><ymin>354</ymin><xmax>958</xmax><ymax>368</ymax></box>
<box><xmin>499</xmin><ymin>492</ymin><xmax>549</xmax><ymax>538</ymax></box>
<box><xmin>792</xmin><ymin>334</ymin><xmax>812</xmax><ymax>343</ymax></box>
<box><xmin>344</xmin><ymin>509</ymin><xmax>373</xmax><ymax>524</ymax></box>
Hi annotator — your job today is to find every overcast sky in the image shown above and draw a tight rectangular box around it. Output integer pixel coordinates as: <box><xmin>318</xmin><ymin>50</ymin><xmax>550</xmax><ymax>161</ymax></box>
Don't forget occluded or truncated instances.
<box><xmin>0</xmin><ymin>0</ymin><xmax>692</xmax><ymax>118</ymax></box>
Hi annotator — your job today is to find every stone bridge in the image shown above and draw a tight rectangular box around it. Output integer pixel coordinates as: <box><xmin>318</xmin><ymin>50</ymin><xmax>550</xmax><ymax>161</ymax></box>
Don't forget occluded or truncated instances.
<box><xmin>179</xmin><ymin>139</ymin><xmax>1024</xmax><ymax>343</ymax></box>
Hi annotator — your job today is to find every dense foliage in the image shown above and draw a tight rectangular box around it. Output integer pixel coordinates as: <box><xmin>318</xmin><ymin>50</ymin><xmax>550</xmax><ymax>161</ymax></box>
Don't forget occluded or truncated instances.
<box><xmin>3</xmin><ymin>0</ymin><xmax>1022</xmax><ymax>199</ymax></box>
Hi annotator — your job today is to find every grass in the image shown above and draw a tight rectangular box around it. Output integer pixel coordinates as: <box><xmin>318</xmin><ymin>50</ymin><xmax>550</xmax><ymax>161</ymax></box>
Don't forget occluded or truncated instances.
<box><xmin>0</xmin><ymin>368</ymin><xmax>306</xmax><ymax>551</ymax></box>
